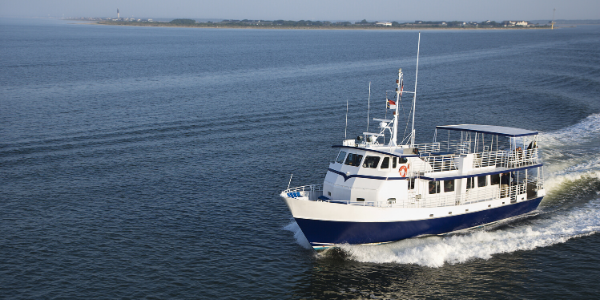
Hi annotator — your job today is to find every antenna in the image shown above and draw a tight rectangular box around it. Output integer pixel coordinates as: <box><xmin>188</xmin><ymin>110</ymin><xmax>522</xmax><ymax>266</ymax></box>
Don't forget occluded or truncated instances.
<box><xmin>287</xmin><ymin>174</ymin><xmax>293</xmax><ymax>190</ymax></box>
<box><xmin>345</xmin><ymin>98</ymin><xmax>349</xmax><ymax>139</ymax></box>
<box><xmin>410</xmin><ymin>32</ymin><xmax>421</xmax><ymax>147</ymax></box>
<box><xmin>367</xmin><ymin>82</ymin><xmax>371</xmax><ymax>132</ymax></box>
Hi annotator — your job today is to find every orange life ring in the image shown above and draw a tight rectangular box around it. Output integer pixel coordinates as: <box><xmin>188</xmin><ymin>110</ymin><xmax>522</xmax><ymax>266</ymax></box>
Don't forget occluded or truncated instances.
<box><xmin>399</xmin><ymin>165</ymin><xmax>408</xmax><ymax>177</ymax></box>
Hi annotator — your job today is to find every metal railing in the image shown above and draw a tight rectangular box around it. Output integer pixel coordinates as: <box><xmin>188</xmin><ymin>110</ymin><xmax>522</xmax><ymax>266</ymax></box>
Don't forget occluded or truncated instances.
<box><xmin>473</xmin><ymin>151</ymin><xmax>506</xmax><ymax>168</ymax></box>
<box><xmin>413</xmin><ymin>142</ymin><xmax>441</xmax><ymax>153</ymax></box>
<box><xmin>397</xmin><ymin>183</ymin><xmax>530</xmax><ymax>209</ymax></box>
<box><xmin>282</xmin><ymin>184</ymin><xmax>323</xmax><ymax>201</ymax></box>
<box><xmin>414</xmin><ymin>141</ymin><xmax>472</xmax><ymax>155</ymax></box>
<box><xmin>321</xmin><ymin>200</ymin><xmax>377</xmax><ymax>207</ymax></box>
<box><xmin>422</xmin><ymin>154</ymin><xmax>458</xmax><ymax>172</ymax></box>
<box><xmin>506</xmin><ymin>148</ymin><xmax>539</xmax><ymax>168</ymax></box>
<box><xmin>283</xmin><ymin>181</ymin><xmax>543</xmax><ymax>209</ymax></box>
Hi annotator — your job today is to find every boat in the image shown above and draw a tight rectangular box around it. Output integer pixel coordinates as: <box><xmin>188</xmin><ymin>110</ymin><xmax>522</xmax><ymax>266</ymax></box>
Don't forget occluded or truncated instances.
<box><xmin>280</xmin><ymin>34</ymin><xmax>545</xmax><ymax>251</ymax></box>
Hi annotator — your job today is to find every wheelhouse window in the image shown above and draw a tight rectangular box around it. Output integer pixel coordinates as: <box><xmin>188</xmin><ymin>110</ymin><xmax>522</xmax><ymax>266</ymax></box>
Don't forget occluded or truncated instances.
<box><xmin>345</xmin><ymin>153</ymin><xmax>363</xmax><ymax>167</ymax></box>
<box><xmin>380</xmin><ymin>157</ymin><xmax>390</xmax><ymax>169</ymax></box>
<box><xmin>444</xmin><ymin>180</ymin><xmax>455</xmax><ymax>192</ymax></box>
<box><xmin>429</xmin><ymin>181</ymin><xmax>440</xmax><ymax>194</ymax></box>
<box><xmin>363</xmin><ymin>156</ymin><xmax>381</xmax><ymax>168</ymax></box>
<box><xmin>399</xmin><ymin>157</ymin><xmax>408</xmax><ymax>164</ymax></box>
<box><xmin>335</xmin><ymin>151</ymin><xmax>347</xmax><ymax>164</ymax></box>
<box><xmin>392</xmin><ymin>157</ymin><xmax>397</xmax><ymax>169</ymax></box>
<box><xmin>491</xmin><ymin>174</ymin><xmax>500</xmax><ymax>185</ymax></box>
<box><xmin>478</xmin><ymin>175</ymin><xmax>487</xmax><ymax>187</ymax></box>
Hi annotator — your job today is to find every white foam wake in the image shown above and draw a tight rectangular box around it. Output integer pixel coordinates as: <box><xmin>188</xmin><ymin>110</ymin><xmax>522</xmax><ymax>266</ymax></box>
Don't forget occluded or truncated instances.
<box><xmin>538</xmin><ymin>113</ymin><xmax>600</xmax><ymax>191</ymax></box>
<box><xmin>538</xmin><ymin>113</ymin><xmax>600</xmax><ymax>146</ymax></box>
<box><xmin>283</xmin><ymin>221</ymin><xmax>312</xmax><ymax>249</ymax></box>
<box><xmin>337</xmin><ymin>198</ymin><xmax>600</xmax><ymax>267</ymax></box>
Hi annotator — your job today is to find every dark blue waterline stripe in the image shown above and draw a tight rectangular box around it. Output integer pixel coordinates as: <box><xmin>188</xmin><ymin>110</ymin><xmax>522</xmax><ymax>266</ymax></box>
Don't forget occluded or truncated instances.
<box><xmin>295</xmin><ymin>197</ymin><xmax>543</xmax><ymax>246</ymax></box>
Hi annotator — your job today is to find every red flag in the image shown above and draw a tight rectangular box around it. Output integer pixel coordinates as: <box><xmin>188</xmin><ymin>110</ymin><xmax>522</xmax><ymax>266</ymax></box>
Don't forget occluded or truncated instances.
<box><xmin>387</xmin><ymin>99</ymin><xmax>396</xmax><ymax>109</ymax></box>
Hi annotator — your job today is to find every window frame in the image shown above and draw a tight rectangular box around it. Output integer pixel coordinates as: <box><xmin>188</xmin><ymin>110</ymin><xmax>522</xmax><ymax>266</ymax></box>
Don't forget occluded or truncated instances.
<box><xmin>491</xmin><ymin>174</ymin><xmax>500</xmax><ymax>185</ymax></box>
<box><xmin>429</xmin><ymin>181</ymin><xmax>441</xmax><ymax>194</ymax></box>
<box><xmin>467</xmin><ymin>177</ymin><xmax>475</xmax><ymax>190</ymax></box>
<box><xmin>444</xmin><ymin>180</ymin><xmax>455</xmax><ymax>193</ymax></box>
<box><xmin>380</xmin><ymin>157</ymin><xmax>390</xmax><ymax>169</ymax></box>
<box><xmin>363</xmin><ymin>156</ymin><xmax>381</xmax><ymax>169</ymax></box>
<box><xmin>478</xmin><ymin>175</ymin><xmax>488</xmax><ymax>188</ymax></box>
<box><xmin>344</xmin><ymin>153</ymin><xmax>364</xmax><ymax>167</ymax></box>
<box><xmin>335</xmin><ymin>151</ymin><xmax>347</xmax><ymax>164</ymax></box>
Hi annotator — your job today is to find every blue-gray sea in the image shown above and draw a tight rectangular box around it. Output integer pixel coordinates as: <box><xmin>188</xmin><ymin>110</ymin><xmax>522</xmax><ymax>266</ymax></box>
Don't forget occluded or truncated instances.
<box><xmin>1</xmin><ymin>18</ymin><xmax>600</xmax><ymax>299</ymax></box>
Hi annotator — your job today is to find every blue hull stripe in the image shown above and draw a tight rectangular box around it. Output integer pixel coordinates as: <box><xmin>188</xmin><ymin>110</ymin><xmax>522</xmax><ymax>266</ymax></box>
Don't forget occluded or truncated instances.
<box><xmin>328</xmin><ymin>166</ymin><xmax>543</xmax><ymax>182</ymax></box>
<box><xmin>328</xmin><ymin>168</ymin><xmax>407</xmax><ymax>181</ymax></box>
<box><xmin>295</xmin><ymin>197</ymin><xmax>543</xmax><ymax>246</ymax></box>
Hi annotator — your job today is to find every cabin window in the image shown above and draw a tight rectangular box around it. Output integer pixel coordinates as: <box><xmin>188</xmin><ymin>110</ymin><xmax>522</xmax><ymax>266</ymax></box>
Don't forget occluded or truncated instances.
<box><xmin>409</xmin><ymin>178</ymin><xmax>415</xmax><ymax>190</ymax></box>
<box><xmin>392</xmin><ymin>157</ymin><xmax>397</xmax><ymax>168</ymax></box>
<box><xmin>399</xmin><ymin>157</ymin><xmax>408</xmax><ymax>164</ymax></box>
<box><xmin>444</xmin><ymin>180</ymin><xmax>455</xmax><ymax>192</ymax></box>
<box><xmin>491</xmin><ymin>174</ymin><xmax>500</xmax><ymax>185</ymax></box>
<box><xmin>345</xmin><ymin>153</ymin><xmax>363</xmax><ymax>167</ymax></box>
<box><xmin>429</xmin><ymin>181</ymin><xmax>440</xmax><ymax>194</ymax></box>
<box><xmin>478</xmin><ymin>175</ymin><xmax>487</xmax><ymax>188</ymax></box>
<box><xmin>467</xmin><ymin>177</ymin><xmax>475</xmax><ymax>190</ymax></box>
<box><xmin>335</xmin><ymin>151</ymin><xmax>347</xmax><ymax>164</ymax></box>
<box><xmin>356</xmin><ymin>198</ymin><xmax>365</xmax><ymax>202</ymax></box>
<box><xmin>363</xmin><ymin>156</ymin><xmax>381</xmax><ymax>168</ymax></box>
<box><xmin>380</xmin><ymin>157</ymin><xmax>390</xmax><ymax>169</ymax></box>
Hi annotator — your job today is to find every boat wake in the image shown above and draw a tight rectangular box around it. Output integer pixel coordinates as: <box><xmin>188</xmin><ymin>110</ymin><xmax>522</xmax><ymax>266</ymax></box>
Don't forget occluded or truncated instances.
<box><xmin>283</xmin><ymin>113</ymin><xmax>600</xmax><ymax>266</ymax></box>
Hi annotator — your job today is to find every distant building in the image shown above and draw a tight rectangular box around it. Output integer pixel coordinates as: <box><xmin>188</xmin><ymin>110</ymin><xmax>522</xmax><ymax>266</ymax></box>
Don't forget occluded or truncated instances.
<box><xmin>516</xmin><ymin>21</ymin><xmax>529</xmax><ymax>26</ymax></box>
<box><xmin>502</xmin><ymin>20</ymin><xmax>529</xmax><ymax>27</ymax></box>
<box><xmin>375</xmin><ymin>22</ymin><xmax>392</xmax><ymax>26</ymax></box>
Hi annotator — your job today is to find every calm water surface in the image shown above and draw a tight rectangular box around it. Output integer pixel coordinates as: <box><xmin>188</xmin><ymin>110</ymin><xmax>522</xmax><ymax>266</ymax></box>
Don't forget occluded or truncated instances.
<box><xmin>1</xmin><ymin>18</ymin><xmax>600</xmax><ymax>299</ymax></box>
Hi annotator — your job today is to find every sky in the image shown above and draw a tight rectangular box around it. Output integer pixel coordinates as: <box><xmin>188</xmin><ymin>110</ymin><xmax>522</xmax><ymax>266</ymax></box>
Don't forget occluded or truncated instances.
<box><xmin>1</xmin><ymin>0</ymin><xmax>599</xmax><ymax>21</ymax></box>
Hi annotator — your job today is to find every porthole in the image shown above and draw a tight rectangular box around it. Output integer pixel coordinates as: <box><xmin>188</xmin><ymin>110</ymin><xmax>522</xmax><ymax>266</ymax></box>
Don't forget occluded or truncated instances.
<box><xmin>429</xmin><ymin>214</ymin><xmax>434</xmax><ymax>217</ymax></box>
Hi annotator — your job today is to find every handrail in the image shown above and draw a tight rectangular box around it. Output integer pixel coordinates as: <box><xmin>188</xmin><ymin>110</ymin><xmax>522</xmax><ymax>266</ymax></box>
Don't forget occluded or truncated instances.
<box><xmin>282</xmin><ymin>184</ymin><xmax>323</xmax><ymax>194</ymax></box>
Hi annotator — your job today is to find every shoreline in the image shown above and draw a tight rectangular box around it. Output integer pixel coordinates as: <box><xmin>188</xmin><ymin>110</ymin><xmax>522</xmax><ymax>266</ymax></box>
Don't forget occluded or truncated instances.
<box><xmin>92</xmin><ymin>21</ymin><xmax>552</xmax><ymax>31</ymax></box>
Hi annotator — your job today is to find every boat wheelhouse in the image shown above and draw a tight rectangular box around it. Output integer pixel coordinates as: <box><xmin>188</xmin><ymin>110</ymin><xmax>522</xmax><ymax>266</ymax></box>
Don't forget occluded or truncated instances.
<box><xmin>281</xmin><ymin>35</ymin><xmax>545</xmax><ymax>250</ymax></box>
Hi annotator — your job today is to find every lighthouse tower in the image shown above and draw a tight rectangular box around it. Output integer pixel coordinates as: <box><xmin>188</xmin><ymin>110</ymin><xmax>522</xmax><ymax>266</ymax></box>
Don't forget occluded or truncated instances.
<box><xmin>117</xmin><ymin>8</ymin><xmax>120</xmax><ymax>19</ymax></box>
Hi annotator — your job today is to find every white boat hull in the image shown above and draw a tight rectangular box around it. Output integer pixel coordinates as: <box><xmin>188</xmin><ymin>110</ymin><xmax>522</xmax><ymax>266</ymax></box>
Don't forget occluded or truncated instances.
<box><xmin>283</xmin><ymin>195</ymin><xmax>543</xmax><ymax>249</ymax></box>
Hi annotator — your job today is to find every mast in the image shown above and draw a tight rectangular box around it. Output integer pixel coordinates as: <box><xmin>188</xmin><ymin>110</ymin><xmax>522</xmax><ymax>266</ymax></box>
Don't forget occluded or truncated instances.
<box><xmin>410</xmin><ymin>32</ymin><xmax>421</xmax><ymax>147</ymax></box>
<box><xmin>367</xmin><ymin>82</ymin><xmax>371</xmax><ymax>132</ymax></box>
<box><xmin>391</xmin><ymin>69</ymin><xmax>402</xmax><ymax>146</ymax></box>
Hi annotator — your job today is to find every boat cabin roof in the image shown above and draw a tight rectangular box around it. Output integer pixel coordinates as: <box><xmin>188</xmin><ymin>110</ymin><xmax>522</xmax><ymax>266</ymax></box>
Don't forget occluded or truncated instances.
<box><xmin>436</xmin><ymin>124</ymin><xmax>538</xmax><ymax>137</ymax></box>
